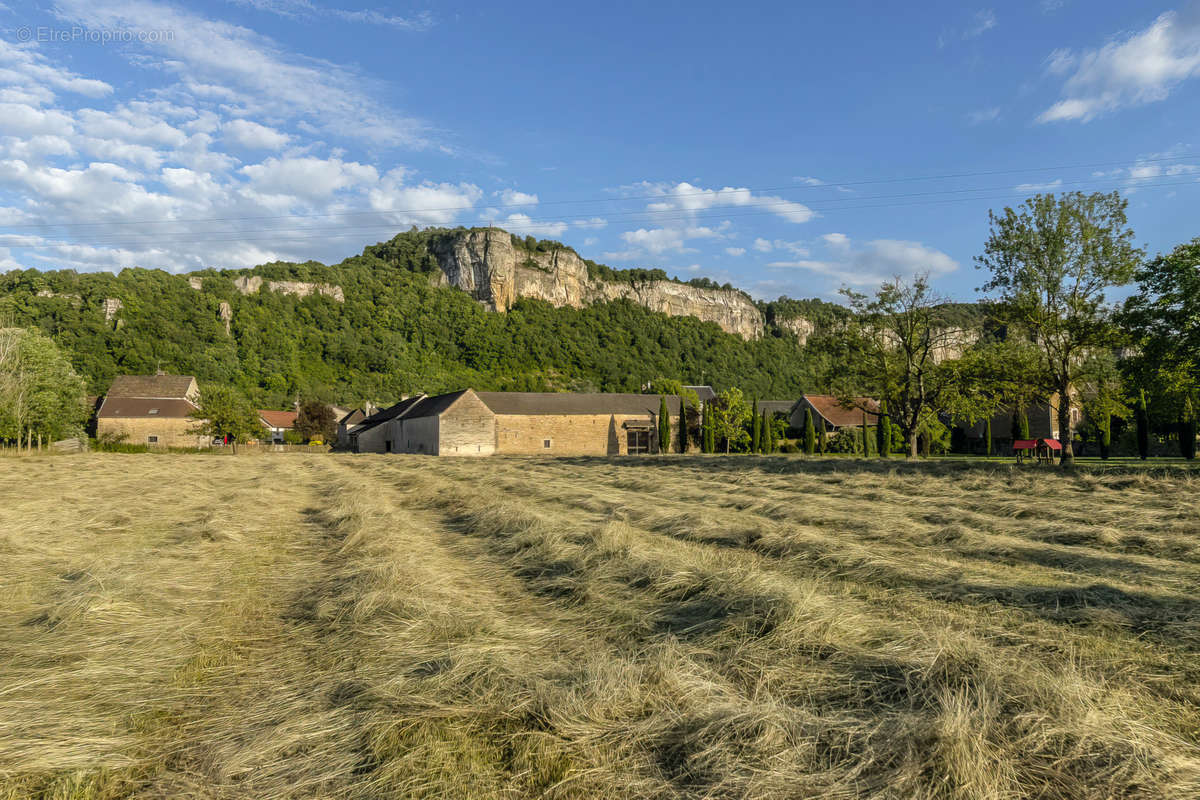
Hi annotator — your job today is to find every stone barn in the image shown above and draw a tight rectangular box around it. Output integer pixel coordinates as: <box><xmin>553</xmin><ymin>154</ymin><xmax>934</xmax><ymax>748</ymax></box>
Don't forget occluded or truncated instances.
<box><xmin>790</xmin><ymin>394</ymin><xmax>879</xmax><ymax>434</ymax></box>
<box><xmin>96</xmin><ymin>374</ymin><xmax>208</xmax><ymax>448</ymax></box>
<box><xmin>353</xmin><ymin>390</ymin><xmax>681</xmax><ymax>456</ymax></box>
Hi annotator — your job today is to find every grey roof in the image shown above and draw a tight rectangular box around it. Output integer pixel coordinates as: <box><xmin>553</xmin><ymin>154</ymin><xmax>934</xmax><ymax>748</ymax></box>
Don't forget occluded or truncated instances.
<box><xmin>338</xmin><ymin>409</ymin><xmax>366</xmax><ymax>426</ymax></box>
<box><xmin>107</xmin><ymin>374</ymin><xmax>195</xmax><ymax>399</ymax></box>
<box><xmin>683</xmin><ymin>385</ymin><xmax>717</xmax><ymax>402</ymax></box>
<box><xmin>354</xmin><ymin>395</ymin><xmax>427</xmax><ymax>433</ymax></box>
<box><xmin>98</xmin><ymin>397</ymin><xmax>197</xmax><ymax>419</ymax></box>
<box><xmin>476</xmin><ymin>391</ymin><xmax>681</xmax><ymax>416</ymax></box>
<box><xmin>758</xmin><ymin>400</ymin><xmax>798</xmax><ymax>416</ymax></box>
<box><xmin>398</xmin><ymin>390</ymin><xmax>471</xmax><ymax>419</ymax></box>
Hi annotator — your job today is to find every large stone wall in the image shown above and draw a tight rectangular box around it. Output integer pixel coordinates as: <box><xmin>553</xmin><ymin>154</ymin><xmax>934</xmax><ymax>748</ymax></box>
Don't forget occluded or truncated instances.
<box><xmin>435</xmin><ymin>392</ymin><xmax>496</xmax><ymax>456</ymax></box>
<box><xmin>97</xmin><ymin>417</ymin><xmax>209</xmax><ymax>449</ymax></box>
<box><xmin>396</xmin><ymin>415</ymin><xmax>440</xmax><ymax>455</ymax></box>
<box><xmin>494</xmin><ymin>412</ymin><xmax>674</xmax><ymax>456</ymax></box>
<box><xmin>429</xmin><ymin>229</ymin><xmax>764</xmax><ymax>339</ymax></box>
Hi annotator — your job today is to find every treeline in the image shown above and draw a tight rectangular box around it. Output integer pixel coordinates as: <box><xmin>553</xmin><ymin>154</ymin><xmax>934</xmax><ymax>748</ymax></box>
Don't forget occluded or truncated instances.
<box><xmin>0</xmin><ymin>243</ymin><xmax>850</xmax><ymax>410</ymax></box>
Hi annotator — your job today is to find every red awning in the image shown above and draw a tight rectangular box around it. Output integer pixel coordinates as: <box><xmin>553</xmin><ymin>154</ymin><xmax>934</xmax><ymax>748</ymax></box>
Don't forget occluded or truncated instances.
<box><xmin>1014</xmin><ymin>438</ymin><xmax>1061</xmax><ymax>450</ymax></box>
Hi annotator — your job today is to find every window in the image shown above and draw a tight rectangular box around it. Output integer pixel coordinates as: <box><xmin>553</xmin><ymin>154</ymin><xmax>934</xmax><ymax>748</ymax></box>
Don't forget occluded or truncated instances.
<box><xmin>147</xmin><ymin>435</ymin><xmax>158</xmax><ymax>444</ymax></box>
<box><xmin>148</xmin><ymin>408</ymin><xmax>159</xmax><ymax>415</ymax></box>
<box><xmin>543</xmin><ymin>439</ymin><xmax>552</xmax><ymax>449</ymax></box>
<box><xmin>627</xmin><ymin>430</ymin><xmax>650</xmax><ymax>455</ymax></box>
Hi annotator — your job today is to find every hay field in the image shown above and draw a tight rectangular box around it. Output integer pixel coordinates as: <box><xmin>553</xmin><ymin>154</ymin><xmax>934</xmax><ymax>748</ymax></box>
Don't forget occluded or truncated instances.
<box><xmin>2</xmin><ymin>453</ymin><xmax>1199</xmax><ymax>799</ymax></box>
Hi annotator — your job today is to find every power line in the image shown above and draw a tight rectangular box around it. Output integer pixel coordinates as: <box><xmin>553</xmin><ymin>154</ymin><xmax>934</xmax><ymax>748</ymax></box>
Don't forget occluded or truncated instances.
<box><xmin>1</xmin><ymin>154</ymin><xmax>1195</xmax><ymax>233</ymax></box>
<box><xmin>10</xmin><ymin>175</ymin><xmax>1197</xmax><ymax>253</ymax></box>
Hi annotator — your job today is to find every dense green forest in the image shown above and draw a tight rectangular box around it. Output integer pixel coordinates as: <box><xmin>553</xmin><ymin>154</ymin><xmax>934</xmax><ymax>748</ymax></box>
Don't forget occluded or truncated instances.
<box><xmin>0</xmin><ymin>228</ymin><xmax>964</xmax><ymax>409</ymax></box>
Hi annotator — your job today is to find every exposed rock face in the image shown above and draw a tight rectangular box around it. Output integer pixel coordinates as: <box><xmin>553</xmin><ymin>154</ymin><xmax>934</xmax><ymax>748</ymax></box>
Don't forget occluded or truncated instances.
<box><xmin>188</xmin><ymin>277</ymin><xmax>203</xmax><ymax>291</ymax></box>
<box><xmin>35</xmin><ymin>290</ymin><xmax>82</xmax><ymax>305</ymax></box>
<box><xmin>428</xmin><ymin>229</ymin><xmax>763</xmax><ymax>339</ymax></box>
<box><xmin>102</xmin><ymin>298</ymin><xmax>122</xmax><ymax>323</ymax></box>
<box><xmin>776</xmin><ymin>316</ymin><xmax>815</xmax><ymax>346</ymax></box>
<box><xmin>232</xmin><ymin>276</ymin><xmax>345</xmax><ymax>303</ymax></box>
<box><xmin>218</xmin><ymin>301</ymin><xmax>233</xmax><ymax>335</ymax></box>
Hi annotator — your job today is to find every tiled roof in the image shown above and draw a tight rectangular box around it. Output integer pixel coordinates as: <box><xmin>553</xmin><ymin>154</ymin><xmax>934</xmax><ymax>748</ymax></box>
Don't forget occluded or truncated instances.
<box><xmin>97</xmin><ymin>397</ymin><xmax>197</xmax><ymax>419</ymax></box>
<box><xmin>758</xmin><ymin>400</ymin><xmax>798</xmax><ymax>416</ymax></box>
<box><xmin>258</xmin><ymin>409</ymin><xmax>298</xmax><ymax>429</ymax></box>
<box><xmin>803</xmin><ymin>395</ymin><xmax>879</xmax><ymax>428</ymax></box>
<box><xmin>683</xmin><ymin>385</ymin><xmax>717</xmax><ymax>402</ymax></box>
<box><xmin>354</xmin><ymin>395</ymin><xmax>427</xmax><ymax>432</ymax></box>
<box><xmin>106</xmin><ymin>374</ymin><xmax>195</xmax><ymax>399</ymax></box>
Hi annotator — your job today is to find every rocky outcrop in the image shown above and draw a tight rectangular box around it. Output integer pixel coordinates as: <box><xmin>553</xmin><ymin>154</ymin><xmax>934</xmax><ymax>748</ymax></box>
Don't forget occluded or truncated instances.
<box><xmin>232</xmin><ymin>276</ymin><xmax>345</xmax><ymax>302</ymax></box>
<box><xmin>102</xmin><ymin>298</ymin><xmax>122</xmax><ymax>323</ymax></box>
<box><xmin>775</xmin><ymin>316</ymin><xmax>815</xmax><ymax>346</ymax></box>
<box><xmin>188</xmin><ymin>277</ymin><xmax>203</xmax><ymax>291</ymax></box>
<box><xmin>428</xmin><ymin>228</ymin><xmax>763</xmax><ymax>339</ymax></box>
<box><xmin>35</xmin><ymin>290</ymin><xmax>82</xmax><ymax>305</ymax></box>
<box><xmin>218</xmin><ymin>301</ymin><xmax>232</xmax><ymax>335</ymax></box>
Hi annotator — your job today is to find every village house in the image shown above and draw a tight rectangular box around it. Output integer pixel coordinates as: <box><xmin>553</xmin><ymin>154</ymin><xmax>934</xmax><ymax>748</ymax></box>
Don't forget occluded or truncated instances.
<box><xmin>789</xmin><ymin>394</ymin><xmax>880</xmax><ymax>434</ymax></box>
<box><xmin>258</xmin><ymin>409</ymin><xmax>298</xmax><ymax>444</ymax></box>
<box><xmin>96</xmin><ymin>374</ymin><xmax>208</xmax><ymax>448</ymax></box>
<box><xmin>955</xmin><ymin>395</ymin><xmax>1084</xmax><ymax>452</ymax></box>
<box><xmin>351</xmin><ymin>390</ymin><xmax>681</xmax><ymax>456</ymax></box>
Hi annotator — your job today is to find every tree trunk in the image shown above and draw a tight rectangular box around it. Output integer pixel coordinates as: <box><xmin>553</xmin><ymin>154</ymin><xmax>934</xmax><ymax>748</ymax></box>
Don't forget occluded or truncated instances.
<box><xmin>908</xmin><ymin>430</ymin><xmax>918</xmax><ymax>459</ymax></box>
<box><xmin>1057</xmin><ymin>388</ymin><xmax>1074</xmax><ymax>467</ymax></box>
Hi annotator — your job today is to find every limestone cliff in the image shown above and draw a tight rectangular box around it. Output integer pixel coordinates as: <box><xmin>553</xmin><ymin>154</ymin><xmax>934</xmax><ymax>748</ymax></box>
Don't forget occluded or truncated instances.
<box><xmin>428</xmin><ymin>229</ymin><xmax>764</xmax><ymax>339</ymax></box>
<box><xmin>231</xmin><ymin>276</ymin><xmax>345</xmax><ymax>302</ymax></box>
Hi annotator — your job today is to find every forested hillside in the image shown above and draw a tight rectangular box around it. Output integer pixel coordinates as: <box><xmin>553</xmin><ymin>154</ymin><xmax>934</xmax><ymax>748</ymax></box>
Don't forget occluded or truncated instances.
<box><xmin>0</xmin><ymin>229</ymin><xmax>865</xmax><ymax>408</ymax></box>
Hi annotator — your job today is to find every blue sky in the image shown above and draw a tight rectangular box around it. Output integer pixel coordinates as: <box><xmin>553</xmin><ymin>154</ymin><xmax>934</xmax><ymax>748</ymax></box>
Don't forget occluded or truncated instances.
<box><xmin>0</xmin><ymin>1</ymin><xmax>1198</xmax><ymax>302</ymax></box>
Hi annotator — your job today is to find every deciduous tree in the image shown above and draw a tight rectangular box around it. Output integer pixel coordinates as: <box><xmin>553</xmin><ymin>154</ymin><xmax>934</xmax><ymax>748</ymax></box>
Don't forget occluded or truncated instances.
<box><xmin>191</xmin><ymin>385</ymin><xmax>265</xmax><ymax>454</ymax></box>
<box><xmin>977</xmin><ymin>191</ymin><xmax>1142</xmax><ymax>466</ymax></box>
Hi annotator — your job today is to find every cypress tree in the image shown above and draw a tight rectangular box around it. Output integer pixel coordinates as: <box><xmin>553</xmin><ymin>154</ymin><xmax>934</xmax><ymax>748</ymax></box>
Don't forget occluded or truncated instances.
<box><xmin>861</xmin><ymin>411</ymin><xmax>870</xmax><ymax>457</ymax></box>
<box><xmin>678</xmin><ymin>395</ymin><xmax>688</xmax><ymax>454</ymax></box>
<box><xmin>1099</xmin><ymin>413</ymin><xmax>1111</xmax><ymax>461</ymax></box>
<box><xmin>761</xmin><ymin>410</ymin><xmax>771</xmax><ymax>453</ymax></box>
<box><xmin>803</xmin><ymin>407</ymin><xmax>816</xmax><ymax>455</ymax></box>
<box><xmin>658</xmin><ymin>395</ymin><xmax>670</xmax><ymax>453</ymax></box>
<box><xmin>877</xmin><ymin>400</ymin><xmax>890</xmax><ymax>459</ymax></box>
<box><xmin>1136</xmin><ymin>389</ymin><xmax>1150</xmax><ymax>460</ymax></box>
<box><xmin>751</xmin><ymin>399</ymin><xmax>761</xmax><ymax>453</ymax></box>
<box><xmin>1181</xmin><ymin>396</ymin><xmax>1196</xmax><ymax>461</ymax></box>
<box><xmin>985</xmin><ymin>416</ymin><xmax>993</xmax><ymax>457</ymax></box>
<box><xmin>703</xmin><ymin>404</ymin><xmax>715</xmax><ymax>454</ymax></box>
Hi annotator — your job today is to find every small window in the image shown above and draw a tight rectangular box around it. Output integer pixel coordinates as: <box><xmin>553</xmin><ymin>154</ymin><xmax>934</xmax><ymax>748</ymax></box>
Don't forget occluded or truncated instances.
<box><xmin>148</xmin><ymin>408</ymin><xmax>159</xmax><ymax>415</ymax></box>
<box><xmin>148</xmin><ymin>435</ymin><xmax>158</xmax><ymax>443</ymax></box>
<box><xmin>543</xmin><ymin>439</ymin><xmax>552</xmax><ymax>449</ymax></box>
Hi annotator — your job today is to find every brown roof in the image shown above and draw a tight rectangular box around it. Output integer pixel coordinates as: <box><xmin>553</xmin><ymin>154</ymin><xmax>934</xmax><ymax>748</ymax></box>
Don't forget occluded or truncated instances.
<box><xmin>258</xmin><ymin>409</ymin><xmax>297</xmax><ymax>428</ymax></box>
<box><xmin>107</xmin><ymin>374</ymin><xmax>195</xmax><ymax>399</ymax></box>
<box><xmin>803</xmin><ymin>395</ymin><xmax>879</xmax><ymax>428</ymax></box>
<box><xmin>475</xmin><ymin>391</ymin><xmax>681</xmax><ymax>416</ymax></box>
<box><xmin>97</xmin><ymin>397</ymin><xmax>198</xmax><ymax>419</ymax></box>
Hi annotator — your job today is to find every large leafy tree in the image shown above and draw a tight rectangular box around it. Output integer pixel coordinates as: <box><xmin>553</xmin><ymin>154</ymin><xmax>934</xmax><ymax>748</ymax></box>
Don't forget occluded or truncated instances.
<box><xmin>0</xmin><ymin>327</ymin><xmax>89</xmax><ymax>446</ymax></box>
<box><xmin>190</xmin><ymin>385</ymin><xmax>265</xmax><ymax>453</ymax></box>
<box><xmin>296</xmin><ymin>399</ymin><xmax>336</xmax><ymax>443</ymax></box>
<box><xmin>840</xmin><ymin>275</ymin><xmax>970</xmax><ymax>458</ymax></box>
<box><xmin>1121</xmin><ymin>238</ymin><xmax>1200</xmax><ymax>414</ymax></box>
<box><xmin>976</xmin><ymin>192</ymin><xmax>1142</xmax><ymax>466</ymax></box>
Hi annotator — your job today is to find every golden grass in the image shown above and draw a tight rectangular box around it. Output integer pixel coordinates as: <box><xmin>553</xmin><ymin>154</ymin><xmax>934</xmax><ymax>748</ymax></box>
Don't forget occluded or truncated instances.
<box><xmin>1</xmin><ymin>453</ymin><xmax>1198</xmax><ymax>798</ymax></box>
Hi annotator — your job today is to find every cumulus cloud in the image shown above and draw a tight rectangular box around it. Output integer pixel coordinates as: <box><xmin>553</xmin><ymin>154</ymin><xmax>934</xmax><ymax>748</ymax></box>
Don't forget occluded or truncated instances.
<box><xmin>497</xmin><ymin>188</ymin><xmax>538</xmax><ymax>206</ymax></box>
<box><xmin>500</xmin><ymin>213</ymin><xmax>567</xmax><ymax>237</ymax></box>
<box><xmin>1038</xmin><ymin>8</ymin><xmax>1200</xmax><ymax>123</ymax></box>
<box><xmin>616</xmin><ymin>224</ymin><xmax>726</xmax><ymax>256</ymax></box>
<box><xmin>222</xmin><ymin>119</ymin><xmax>290</xmax><ymax>149</ymax></box>
<box><xmin>724</xmin><ymin>247</ymin><xmax>746</xmax><ymax>256</ymax></box>
<box><xmin>768</xmin><ymin>235</ymin><xmax>958</xmax><ymax>288</ymax></box>
<box><xmin>636</xmin><ymin>180</ymin><xmax>815</xmax><ymax>224</ymax></box>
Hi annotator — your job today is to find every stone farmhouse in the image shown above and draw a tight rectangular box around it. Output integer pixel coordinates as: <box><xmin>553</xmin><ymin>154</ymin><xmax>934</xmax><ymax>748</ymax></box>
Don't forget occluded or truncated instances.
<box><xmin>96</xmin><ymin>374</ymin><xmax>208</xmax><ymax>448</ymax></box>
<box><xmin>350</xmin><ymin>390</ymin><xmax>682</xmax><ymax>456</ymax></box>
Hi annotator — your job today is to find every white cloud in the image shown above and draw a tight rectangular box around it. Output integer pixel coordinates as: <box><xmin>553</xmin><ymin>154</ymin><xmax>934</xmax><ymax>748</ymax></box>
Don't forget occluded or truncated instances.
<box><xmin>1038</xmin><ymin>9</ymin><xmax>1200</xmax><ymax>123</ymax></box>
<box><xmin>753</xmin><ymin>237</ymin><xmax>773</xmax><ymax>252</ymax></box>
<box><xmin>501</xmin><ymin>213</ymin><xmax>567</xmax><ymax>238</ymax></box>
<box><xmin>967</xmin><ymin>107</ymin><xmax>1001</xmax><ymax>124</ymax></box>
<box><xmin>768</xmin><ymin>236</ymin><xmax>958</xmax><ymax>288</ymax></box>
<box><xmin>497</xmin><ymin>188</ymin><xmax>538</xmax><ymax>206</ymax></box>
<box><xmin>228</xmin><ymin>0</ymin><xmax>434</xmax><ymax>31</ymax></box>
<box><xmin>222</xmin><ymin>119</ymin><xmax>290</xmax><ymax>149</ymax></box>
<box><xmin>0</xmin><ymin>40</ymin><xmax>113</xmax><ymax>99</ymax></box>
<box><xmin>965</xmin><ymin>9</ymin><xmax>998</xmax><ymax>39</ymax></box>
<box><xmin>240</xmin><ymin>156</ymin><xmax>378</xmax><ymax>200</ymax></box>
<box><xmin>1014</xmin><ymin>178</ymin><xmax>1063</xmax><ymax>192</ymax></box>
<box><xmin>794</xmin><ymin>176</ymin><xmax>824</xmax><ymax>185</ymax></box>
<box><xmin>572</xmin><ymin>216</ymin><xmax>607</xmax><ymax>229</ymax></box>
<box><xmin>636</xmin><ymin>180</ymin><xmax>815</xmax><ymax>224</ymax></box>
<box><xmin>724</xmin><ymin>246</ymin><xmax>746</xmax><ymax>256</ymax></box>
<box><xmin>368</xmin><ymin>169</ymin><xmax>483</xmax><ymax>225</ymax></box>
<box><xmin>54</xmin><ymin>0</ymin><xmax>432</xmax><ymax>147</ymax></box>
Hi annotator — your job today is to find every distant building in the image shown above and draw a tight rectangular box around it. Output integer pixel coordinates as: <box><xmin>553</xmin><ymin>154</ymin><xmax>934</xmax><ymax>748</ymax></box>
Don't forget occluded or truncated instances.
<box><xmin>351</xmin><ymin>390</ymin><xmax>681</xmax><ymax>456</ymax></box>
<box><xmin>96</xmin><ymin>374</ymin><xmax>207</xmax><ymax>448</ymax></box>
<box><xmin>258</xmin><ymin>409</ymin><xmax>298</xmax><ymax>444</ymax></box>
<box><xmin>955</xmin><ymin>395</ymin><xmax>1083</xmax><ymax>452</ymax></box>
<box><xmin>336</xmin><ymin>407</ymin><xmax>370</xmax><ymax>448</ymax></box>
<box><xmin>683</xmin><ymin>385</ymin><xmax>718</xmax><ymax>406</ymax></box>
<box><xmin>790</xmin><ymin>394</ymin><xmax>879</xmax><ymax>433</ymax></box>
